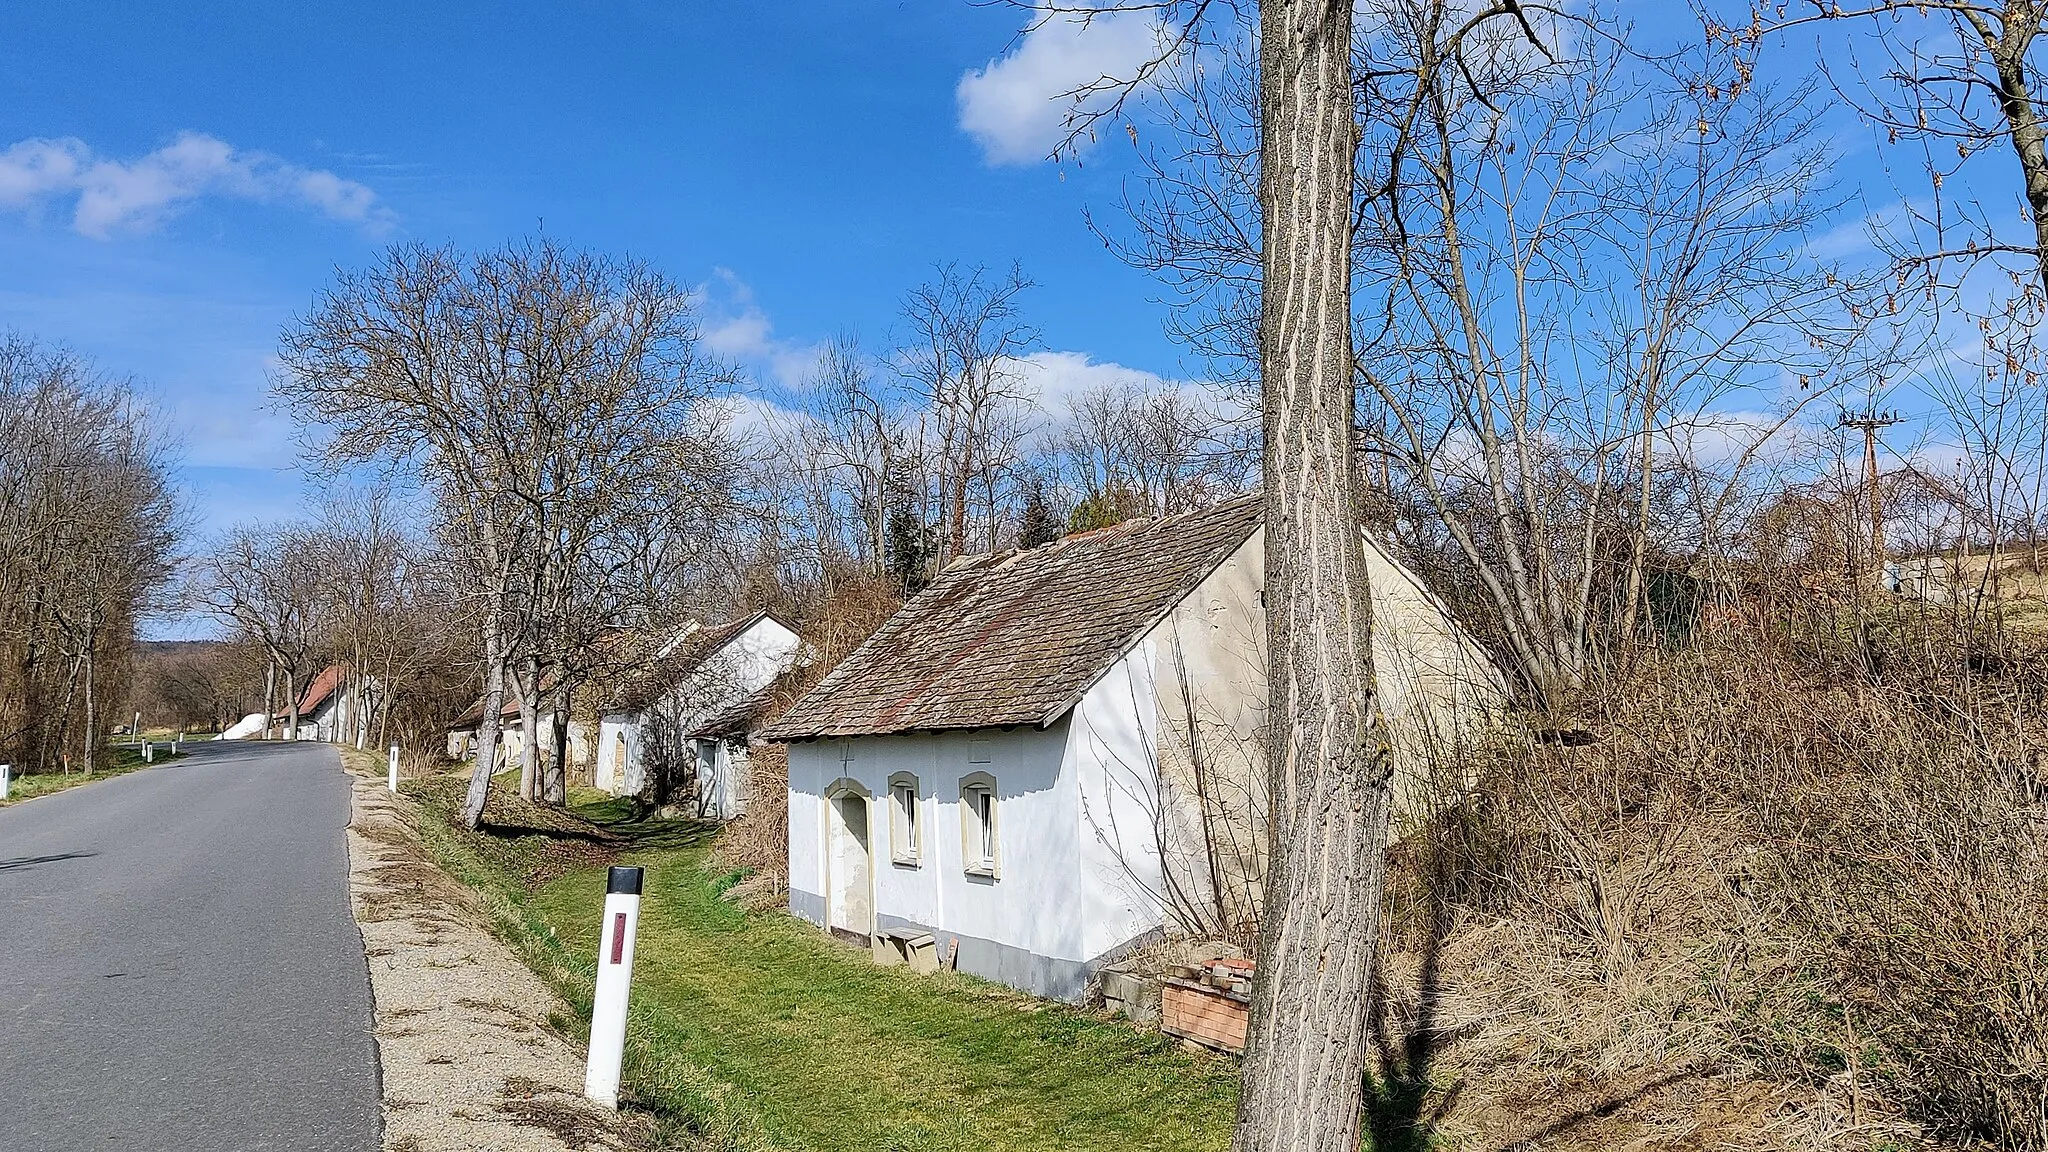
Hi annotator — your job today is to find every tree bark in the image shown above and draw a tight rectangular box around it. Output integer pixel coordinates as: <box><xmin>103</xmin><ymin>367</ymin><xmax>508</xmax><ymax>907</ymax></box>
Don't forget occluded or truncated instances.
<box><xmin>262</xmin><ymin>659</ymin><xmax>276</xmax><ymax>741</ymax></box>
<box><xmin>545</xmin><ymin>682</ymin><xmax>570</xmax><ymax>805</ymax></box>
<box><xmin>284</xmin><ymin>668</ymin><xmax>301</xmax><ymax>742</ymax></box>
<box><xmin>1231</xmin><ymin>1</ymin><xmax>1396</xmax><ymax>1149</ymax></box>
<box><xmin>514</xmin><ymin>659</ymin><xmax>541</xmax><ymax>802</ymax></box>
<box><xmin>1974</xmin><ymin>7</ymin><xmax>2048</xmax><ymax>299</ymax></box>
<box><xmin>461</xmin><ymin>630</ymin><xmax>507</xmax><ymax>830</ymax></box>
<box><xmin>82</xmin><ymin>623</ymin><xmax>96</xmax><ymax>776</ymax></box>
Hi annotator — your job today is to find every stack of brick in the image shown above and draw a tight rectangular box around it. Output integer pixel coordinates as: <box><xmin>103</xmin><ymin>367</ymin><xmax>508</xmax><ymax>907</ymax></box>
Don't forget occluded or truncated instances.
<box><xmin>1160</xmin><ymin>956</ymin><xmax>1255</xmax><ymax>1054</ymax></box>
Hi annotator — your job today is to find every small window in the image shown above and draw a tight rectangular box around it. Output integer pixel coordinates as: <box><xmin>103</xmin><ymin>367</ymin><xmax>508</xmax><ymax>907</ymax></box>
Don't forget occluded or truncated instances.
<box><xmin>959</xmin><ymin>770</ymin><xmax>998</xmax><ymax>877</ymax></box>
<box><xmin>889</xmin><ymin>772</ymin><xmax>920</xmax><ymax>866</ymax></box>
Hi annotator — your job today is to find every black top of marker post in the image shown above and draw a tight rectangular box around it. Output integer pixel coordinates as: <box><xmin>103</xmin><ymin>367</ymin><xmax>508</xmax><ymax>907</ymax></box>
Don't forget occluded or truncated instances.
<box><xmin>607</xmin><ymin>865</ymin><xmax>644</xmax><ymax>896</ymax></box>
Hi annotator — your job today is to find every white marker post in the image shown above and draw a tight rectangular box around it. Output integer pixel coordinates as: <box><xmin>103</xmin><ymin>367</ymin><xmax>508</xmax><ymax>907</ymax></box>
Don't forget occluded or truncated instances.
<box><xmin>142</xmin><ymin>740</ymin><xmax>152</xmax><ymax>764</ymax></box>
<box><xmin>583</xmin><ymin>865</ymin><xmax>644</xmax><ymax>1108</ymax></box>
<box><xmin>1</xmin><ymin>764</ymin><xmax>10</xmax><ymax>801</ymax></box>
<box><xmin>387</xmin><ymin>744</ymin><xmax>400</xmax><ymax>793</ymax></box>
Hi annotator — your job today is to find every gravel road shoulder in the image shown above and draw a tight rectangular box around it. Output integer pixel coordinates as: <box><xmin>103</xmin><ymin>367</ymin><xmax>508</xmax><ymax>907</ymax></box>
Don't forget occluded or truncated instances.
<box><xmin>344</xmin><ymin>764</ymin><xmax>652</xmax><ymax>1152</ymax></box>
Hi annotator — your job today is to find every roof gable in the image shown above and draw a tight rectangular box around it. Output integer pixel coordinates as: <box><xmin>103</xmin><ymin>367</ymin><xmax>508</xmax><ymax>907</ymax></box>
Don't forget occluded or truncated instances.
<box><xmin>612</xmin><ymin>610</ymin><xmax>799</xmax><ymax>711</ymax></box>
<box><xmin>296</xmin><ymin>665</ymin><xmax>344</xmax><ymax>716</ymax></box>
<box><xmin>765</xmin><ymin>495</ymin><xmax>1262</xmax><ymax>741</ymax></box>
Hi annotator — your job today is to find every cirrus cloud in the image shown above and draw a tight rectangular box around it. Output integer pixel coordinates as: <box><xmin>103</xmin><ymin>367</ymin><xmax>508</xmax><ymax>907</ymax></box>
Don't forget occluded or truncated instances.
<box><xmin>0</xmin><ymin>132</ymin><xmax>394</xmax><ymax>239</ymax></box>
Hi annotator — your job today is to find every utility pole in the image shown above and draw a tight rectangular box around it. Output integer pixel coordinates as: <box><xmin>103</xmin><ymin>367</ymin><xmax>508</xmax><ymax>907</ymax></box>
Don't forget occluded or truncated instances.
<box><xmin>1840</xmin><ymin>406</ymin><xmax>1902</xmax><ymax>576</ymax></box>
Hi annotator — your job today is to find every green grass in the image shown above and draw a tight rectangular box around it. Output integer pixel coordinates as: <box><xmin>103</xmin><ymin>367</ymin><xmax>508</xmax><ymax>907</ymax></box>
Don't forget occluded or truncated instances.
<box><xmin>0</xmin><ymin>743</ymin><xmax>179</xmax><ymax>806</ymax></box>
<box><xmin>406</xmin><ymin>779</ymin><xmax>1240</xmax><ymax>1152</ymax></box>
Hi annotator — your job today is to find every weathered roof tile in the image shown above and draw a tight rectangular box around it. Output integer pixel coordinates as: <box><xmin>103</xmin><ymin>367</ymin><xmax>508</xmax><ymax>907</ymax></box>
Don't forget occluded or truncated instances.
<box><xmin>766</xmin><ymin>495</ymin><xmax>1262</xmax><ymax>741</ymax></box>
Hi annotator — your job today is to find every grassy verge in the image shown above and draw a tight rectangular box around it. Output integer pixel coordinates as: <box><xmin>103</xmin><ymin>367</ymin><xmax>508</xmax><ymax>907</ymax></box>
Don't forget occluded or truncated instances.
<box><xmin>0</xmin><ymin>743</ymin><xmax>179</xmax><ymax>806</ymax></box>
<box><xmin>403</xmin><ymin>777</ymin><xmax>1239</xmax><ymax>1152</ymax></box>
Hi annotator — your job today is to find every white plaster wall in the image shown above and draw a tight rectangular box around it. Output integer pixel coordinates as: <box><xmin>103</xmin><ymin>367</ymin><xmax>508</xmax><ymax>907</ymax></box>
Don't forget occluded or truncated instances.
<box><xmin>1068</xmin><ymin>651</ymin><xmax>1172</xmax><ymax>961</ymax></box>
<box><xmin>1079</xmin><ymin>532</ymin><xmax>1271</xmax><ymax>945</ymax></box>
<box><xmin>601</xmin><ymin>617</ymin><xmax>802</xmax><ymax>799</ymax></box>
<box><xmin>786</xmin><ymin>723</ymin><xmax>1090</xmax><ymax>964</ymax></box>
<box><xmin>1215</xmin><ymin>529</ymin><xmax>1508</xmax><ymax>819</ymax></box>
<box><xmin>700</xmin><ymin>739</ymin><xmax>751</xmax><ymax>820</ymax></box>
<box><xmin>787</xmin><ymin>739</ymin><xmax>828</xmax><ymax>923</ymax></box>
<box><xmin>694</xmin><ymin>737</ymin><xmax>750</xmax><ymax>820</ymax></box>
<box><xmin>594</xmin><ymin>714</ymin><xmax>642</xmax><ymax>794</ymax></box>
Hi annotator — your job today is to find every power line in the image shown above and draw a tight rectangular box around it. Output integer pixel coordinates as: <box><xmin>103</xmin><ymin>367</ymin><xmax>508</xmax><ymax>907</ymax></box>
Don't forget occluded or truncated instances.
<box><xmin>1840</xmin><ymin>406</ymin><xmax>1902</xmax><ymax>570</ymax></box>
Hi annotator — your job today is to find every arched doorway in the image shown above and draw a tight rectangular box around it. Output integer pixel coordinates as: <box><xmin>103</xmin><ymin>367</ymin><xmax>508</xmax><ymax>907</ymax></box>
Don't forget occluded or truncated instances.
<box><xmin>824</xmin><ymin>782</ymin><xmax>873</xmax><ymax>943</ymax></box>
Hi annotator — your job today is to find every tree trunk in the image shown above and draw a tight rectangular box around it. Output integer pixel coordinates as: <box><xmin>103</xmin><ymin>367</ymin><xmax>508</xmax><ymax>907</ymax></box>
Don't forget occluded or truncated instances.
<box><xmin>262</xmin><ymin>660</ymin><xmax>276</xmax><ymax>741</ymax></box>
<box><xmin>82</xmin><ymin>624</ymin><xmax>96</xmax><ymax>776</ymax></box>
<box><xmin>1230</xmin><ymin>1</ymin><xmax>1395</xmax><ymax>1149</ymax></box>
<box><xmin>284</xmin><ymin>668</ymin><xmax>301</xmax><ymax>741</ymax></box>
<box><xmin>353</xmin><ymin>666</ymin><xmax>369</xmax><ymax>750</ymax></box>
<box><xmin>461</xmin><ymin>632</ymin><xmax>507</xmax><ymax>830</ymax></box>
<box><xmin>513</xmin><ymin>658</ymin><xmax>542</xmax><ymax>802</ymax></box>
<box><xmin>1984</xmin><ymin>15</ymin><xmax>2048</xmax><ymax>299</ymax></box>
<box><xmin>541</xmin><ymin>708</ymin><xmax>564</xmax><ymax>805</ymax></box>
<box><xmin>545</xmin><ymin>683</ymin><xmax>570</xmax><ymax>805</ymax></box>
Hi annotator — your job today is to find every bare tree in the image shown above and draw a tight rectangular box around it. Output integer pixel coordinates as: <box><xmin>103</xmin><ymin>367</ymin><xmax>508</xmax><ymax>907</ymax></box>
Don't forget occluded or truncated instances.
<box><xmin>1756</xmin><ymin>0</ymin><xmax>2048</xmax><ymax>298</ymax></box>
<box><xmin>1226</xmin><ymin>3</ymin><xmax>1394</xmax><ymax>1147</ymax></box>
<box><xmin>896</xmin><ymin>263</ymin><xmax>1041</xmax><ymax>562</ymax></box>
<box><xmin>0</xmin><ymin>336</ymin><xmax>180</xmax><ymax>775</ymax></box>
<box><xmin>278</xmin><ymin>240</ymin><xmax>736</xmax><ymax>827</ymax></box>
<box><xmin>191</xmin><ymin>524</ymin><xmax>325</xmax><ymax>742</ymax></box>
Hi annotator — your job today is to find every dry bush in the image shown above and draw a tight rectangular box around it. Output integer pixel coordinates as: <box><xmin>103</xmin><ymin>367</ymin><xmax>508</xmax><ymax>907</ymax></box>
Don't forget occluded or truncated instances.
<box><xmin>1379</xmin><ymin>607</ymin><xmax>2048</xmax><ymax>1150</ymax></box>
<box><xmin>709</xmin><ymin>563</ymin><xmax>901</xmax><ymax>895</ymax></box>
<box><xmin>711</xmin><ymin>742</ymin><xmax>789</xmax><ymax>903</ymax></box>
<box><xmin>1750</xmin><ymin>625</ymin><xmax>2048</xmax><ymax>1150</ymax></box>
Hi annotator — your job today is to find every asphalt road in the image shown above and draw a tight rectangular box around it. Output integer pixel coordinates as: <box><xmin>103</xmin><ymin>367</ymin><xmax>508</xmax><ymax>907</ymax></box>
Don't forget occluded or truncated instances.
<box><xmin>0</xmin><ymin>740</ymin><xmax>380</xmax><ymax>1151</ymax></box>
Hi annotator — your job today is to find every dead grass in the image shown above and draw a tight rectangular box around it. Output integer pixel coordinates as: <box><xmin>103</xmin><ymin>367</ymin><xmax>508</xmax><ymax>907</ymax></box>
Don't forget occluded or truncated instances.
<box><xmin>1368</xmin><ymin>608</ymin><xmax>2045</xmax><ymax>1151</ymax></box>
<box><xmin>498</xmin><ymin>1076</ymin><xmax>624</xmax><ymax>1151</ymax></box>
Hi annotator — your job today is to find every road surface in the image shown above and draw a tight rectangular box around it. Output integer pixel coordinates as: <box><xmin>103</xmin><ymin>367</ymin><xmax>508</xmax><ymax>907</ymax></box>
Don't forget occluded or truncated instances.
<box><xmin>0</xmin><ymin>740</ymin><xmax>380</xmax><ymax>1151</ymax></box>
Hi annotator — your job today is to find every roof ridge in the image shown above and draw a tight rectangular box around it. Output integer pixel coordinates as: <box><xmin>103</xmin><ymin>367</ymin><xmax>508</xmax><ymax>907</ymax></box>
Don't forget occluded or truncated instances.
<box><xmin>765</xmin><ymin>494</ymin><xmax>1265</xmax><ymax>742</ymax></box>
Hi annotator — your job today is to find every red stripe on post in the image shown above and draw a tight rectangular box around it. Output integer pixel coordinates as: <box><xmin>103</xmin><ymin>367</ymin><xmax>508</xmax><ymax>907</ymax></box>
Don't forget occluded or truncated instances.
<box><xmin>609</xmin><ymin>912</ymin><xmax>626</xmax><ymax>965</ymax></box>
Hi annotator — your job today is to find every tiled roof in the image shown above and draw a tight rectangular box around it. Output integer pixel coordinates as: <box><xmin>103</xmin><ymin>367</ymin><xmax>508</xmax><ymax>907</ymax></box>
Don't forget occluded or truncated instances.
<box><xmin>447</xmin><ymin>692</ymin><xmax>520</xmax><ymax>728</ymax></box>
<box><xmin>296</xmin><ymin>665</ymin><xmax>344</xmax><ymax>716</ymax></box>
<box><xmin>765</xmin><ymin>495</ymin><xmax>1262</xmax><ymax>741</ymax></box>
<box><xmin>610</xmin><ymin>610</ymin><xmax>793</xmax><ymax>712</ymax></box>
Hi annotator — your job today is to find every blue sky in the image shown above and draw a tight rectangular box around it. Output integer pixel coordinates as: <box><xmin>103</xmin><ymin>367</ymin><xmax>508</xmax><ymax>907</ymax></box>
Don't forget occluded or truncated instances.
<box><xmin>0</xmin><ymin>2</ymin><xmax>1189</xmax><ymax>537</ymax></box>
<box><xmin>6</xmin><ymin>2</ymin><xmax>2038</xmax><ymax>640</ymax></box>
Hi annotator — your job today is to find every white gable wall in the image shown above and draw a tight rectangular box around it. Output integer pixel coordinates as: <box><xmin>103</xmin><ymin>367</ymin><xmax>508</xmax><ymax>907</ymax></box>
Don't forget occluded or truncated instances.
<box><xmin>596</xmin><ymin>616</ymin><xmax>802</xmax><ymax>801</ymax></box>
<box><xmin>1068</xmin><ymin>650</ymin><xmax>1173</xmax><ymax>962</ymax></box>
<box><xmin>785</xmin><ymin>526</ymin><xmax>1510</xmax><ymax>1003</ymax></box>
<box><xmin>1075</xmin><ymin>530</ymin><xmax>1269</xmax><ymax>947</ymax></box>
<box><xmin>595</xmin><ymin>715</ymin><xmax>636</xmax><ymax>794</ymax></box>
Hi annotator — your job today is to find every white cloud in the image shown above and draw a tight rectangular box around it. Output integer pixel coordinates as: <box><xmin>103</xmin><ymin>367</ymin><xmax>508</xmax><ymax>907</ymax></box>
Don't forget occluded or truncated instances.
<box><xmin>1662</xmin><ymin>408</ymin><xmax>1804</xmax><ymax>467</ymax></box>
<box><xmin>0</xmin><ymin>132</ymin><xmax>394</xmax><ymax>238</ymax></box>
<box><xmin>1004</xmin><ymin>349</ymin><xmax>1185</xmax><ymax>411</ymax></box>
<box><xmin>958</xmin><ymin>7</ymin><xmax>1176</xmax><ymax>166</ymax></box>
<box><xmin>703</xmin><ymin>312</ymin><xmax>772</xmax><ymax>359</ymax></box>
<box><xmin>695</xmin><ymin>269</ymin><xmax>825</xmax><ymax>390</ymax></box>
<box><xmin>0</xmin><ymin>137</ymin><xmax>85</xmax><ymax>203</ymax></box>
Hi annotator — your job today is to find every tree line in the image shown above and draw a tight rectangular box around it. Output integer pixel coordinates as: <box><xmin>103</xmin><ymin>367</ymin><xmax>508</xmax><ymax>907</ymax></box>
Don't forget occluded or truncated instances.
<box><xmin>0</xmin><ymin>335</ymin><xmax>179</xmax><ymax>775</ymax></box>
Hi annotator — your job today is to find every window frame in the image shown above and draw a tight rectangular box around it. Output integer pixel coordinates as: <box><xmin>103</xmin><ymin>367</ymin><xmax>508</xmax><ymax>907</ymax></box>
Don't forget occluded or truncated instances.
<box><xmin>958</xmin><ymin>769</ymin><xmax>999</xmax><ymax>878</ymax></box>
<box><xmin>888</xmin><ymin>771</ymin><xmax>921</xmax><ymax>867</ymax></box>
